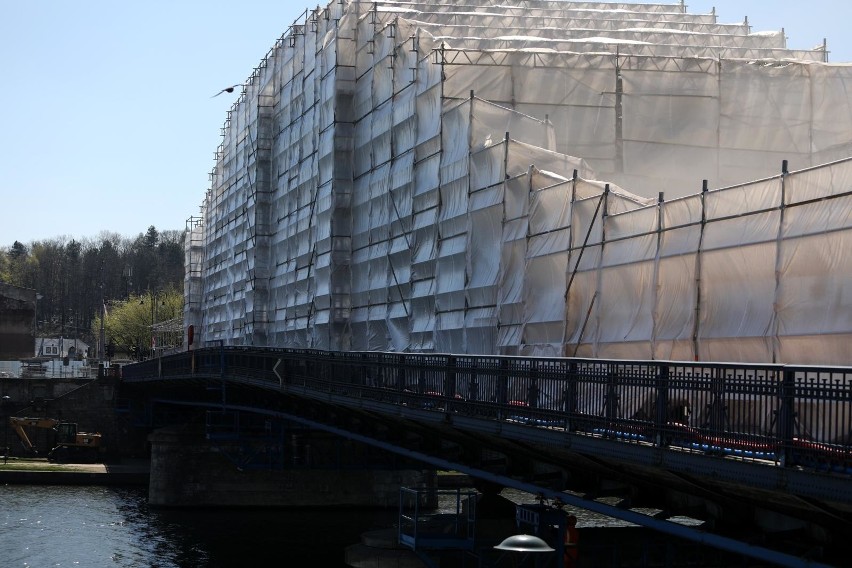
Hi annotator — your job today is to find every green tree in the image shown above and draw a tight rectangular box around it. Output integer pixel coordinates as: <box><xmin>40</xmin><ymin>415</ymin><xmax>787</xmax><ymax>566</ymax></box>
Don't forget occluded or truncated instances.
<box><xmin>2</xmin><ymin>227</ymin><xmax>185</xmax><ymax>356</ymax></box>
<box><xmin>6</xmin><ymin>241</ymin><xmax>37</xmax><ymax>289</ymax></box>
<box><xmin>7</xmin><ymin>245</ymin><xmax>39</xmax><ymax>290</ymax></box>
<box><xmin>92</xmin><ymin>286</ymin><xmax>184</xmax><ymax>360</ymax></box>
<box><xmin>8</xmin><ymin>241</ymin><xmax>27</xmax><ymax>260</ymax></box>
<box><xmin>29</xmin><ymin>238</ymin><xmax>68</xmax><ymax>335</ymax></box>
<box><xmin>143</xmin><ymin>225</ymin><xmax>159</xmax><ymax>249</ymax></box>
<box><xmin>0</xmin><ymin>246</ymin><xmax>10</xmax><ymax>282</ymax></box>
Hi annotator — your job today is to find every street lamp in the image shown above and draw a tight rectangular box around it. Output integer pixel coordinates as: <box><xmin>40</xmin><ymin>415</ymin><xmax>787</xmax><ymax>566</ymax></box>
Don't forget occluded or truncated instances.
<box><xmin>99</xmin><ymin>292</ymin><xmax>106</xmax><ymax>361</ymax></box>
<box><xmin>33</xmin><ymin>293</ymin><xmax>43</xmax><ymax>338</ymax></box>
<box><xmin>140</xmin><ymin>291</ymin><xmax>166</xmax><ymax>359</ymax></box>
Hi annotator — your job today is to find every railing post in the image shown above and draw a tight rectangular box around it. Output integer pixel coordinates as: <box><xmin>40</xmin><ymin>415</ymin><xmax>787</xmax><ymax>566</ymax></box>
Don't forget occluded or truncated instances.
<box><xmin>707</xmin><ymin>369</ymin><xmax>727</xmax><ymax>431</ymax></box>
<box><xmin>656</xmin><ymin>364</ymin><xmax>670</xmax><ymax>447</ymax></box>
<box><xmin>397</xmin><ymin>354</ymin><xmax>406</xmax><ymax>394</ymax></box>
<box><xmin>564</xmin><ymin>361</ymin><xmax>578</xmax><ymax>432</ymax></box>
<box><xmin>496</xmin><ymin>358</ymin><xmax>509</xmax><ymax>420</ymax></box>
<box><xmin>777</xmin><ymin>368</ymin><xmax>796</xmax><ymax>466</ymax></box>
<box><xmin>333</xmin><ymin>352</ymin><xmax>343</xmax><ymax>383</ymax></box>
<box><xmin>360</xmin><ymin>353</ymin><xmax>369</xmax><ymax>387</ymax></box>
<box><xmin>444</xmin><ymin>356</ymin><xmax>457</xmax><ymax>399</ymax></box>
<box><xmin>497</xmin><ymin>358</ymin><xmax>509</xmax><ymax>405</ymax></box>
<box><xmin>320</xmin><ymin>352</ymin><xmax>329</xmax><ymax>382</ymax></box>
<box><xmin>219</xmin><ymin>340</ymin><xmax>225</xmax><ymax>379</ymax></box>
<box><xmin>605</xmin><ymin>365</ymin><xmax>620</xmax><ymax>433</ymax></box>
<box><xmin>527</xmin><ymin>363</ymin><xmax>539</xmax><ymax>409</ymax></box>
<box><xmin>469</xmin><ymin>360</ymin><xmax>479</xmax><ymax>402</ymax></box>
<box><xmin>302</xmin><ymin>356</ymin><xmax>309</xmax><ymax>386</ymax></box>
<box><xmin>418</xmin><ymin>363</ymin><xmax>426</xmax><ymax>394</ymax></box>
<box><xmin>219</xmin><ymin>340</ymin><xmax>226</xmax><ymax>409</ymax></box>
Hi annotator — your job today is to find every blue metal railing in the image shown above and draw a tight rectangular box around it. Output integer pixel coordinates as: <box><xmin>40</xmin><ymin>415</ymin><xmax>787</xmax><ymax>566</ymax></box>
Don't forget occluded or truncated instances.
<box><xmin>122</xmin><ymin>347</ymin><xmax>852</xmax><ymax>475</ymax></box>
<box><xmin>398</xmin><ymin>487</ymin><xmax>476</xmax><ymax>553</ymax></box>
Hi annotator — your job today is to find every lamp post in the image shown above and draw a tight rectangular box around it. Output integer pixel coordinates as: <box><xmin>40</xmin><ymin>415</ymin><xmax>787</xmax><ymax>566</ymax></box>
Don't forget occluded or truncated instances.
<box><xmin>149</xmin><ymin>290</ymin><xmax>155</xmax><ymax>358</ymax></box>
<box><xmin>99</xmin><ymin>265</ymin><xmax>105</xmax><ymax>361</ymax></box>
<box><xmin>141</xmin><ymin>290</ymin><xmax>166</xmax><ymax>359</ymax></box>
<box><xmin>33</xmin><ymin>293</ymin><xmax>43</xmax><ymax>340</ymax></box>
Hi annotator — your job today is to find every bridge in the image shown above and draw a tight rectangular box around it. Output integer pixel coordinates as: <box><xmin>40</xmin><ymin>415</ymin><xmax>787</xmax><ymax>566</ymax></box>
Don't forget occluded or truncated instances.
<box><xmin>120</xmin><ymin>347</ymin><xmax>852</xmax><ymax>567</ymax></box>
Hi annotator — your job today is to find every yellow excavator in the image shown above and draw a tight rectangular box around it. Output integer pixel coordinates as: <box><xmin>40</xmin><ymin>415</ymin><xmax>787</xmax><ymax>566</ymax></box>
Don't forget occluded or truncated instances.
<box><xmin>8</xmin><ymin>417</ymin><xmax>103</xmax><ymax>463</ymax></box>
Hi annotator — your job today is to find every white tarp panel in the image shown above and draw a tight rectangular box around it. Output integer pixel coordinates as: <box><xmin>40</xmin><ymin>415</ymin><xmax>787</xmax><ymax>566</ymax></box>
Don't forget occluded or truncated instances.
<box><xmin>187</xmin><ymin>0</ymin><xmax>852</xmax><ymax>366</ymax></box>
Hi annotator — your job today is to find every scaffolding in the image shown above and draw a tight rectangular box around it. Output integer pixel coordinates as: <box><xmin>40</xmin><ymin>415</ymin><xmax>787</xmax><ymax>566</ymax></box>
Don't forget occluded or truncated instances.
<box><xmin>186</xmin><ymin>0</ymin><xmax>852</xmax><ymax>365</ymax></box>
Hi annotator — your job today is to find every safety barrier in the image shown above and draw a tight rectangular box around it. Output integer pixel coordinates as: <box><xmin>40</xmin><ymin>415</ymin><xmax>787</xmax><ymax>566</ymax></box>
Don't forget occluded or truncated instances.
<box><xmin>123</xmin><ymin>348</ymin><xmax>852</xmax><ymax>475</ymax></box>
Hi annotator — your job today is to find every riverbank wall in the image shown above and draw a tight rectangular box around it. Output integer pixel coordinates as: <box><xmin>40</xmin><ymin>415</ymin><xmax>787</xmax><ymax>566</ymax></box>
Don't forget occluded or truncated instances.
<box><xmin>0</xmin><ymin>458</ymin><xmax>149</xmax><ymax>486</ymax></box>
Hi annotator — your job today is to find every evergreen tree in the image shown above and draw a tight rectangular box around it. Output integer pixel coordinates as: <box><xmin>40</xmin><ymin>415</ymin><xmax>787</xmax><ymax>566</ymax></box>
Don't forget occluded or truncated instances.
<box><xmin>0</xmin><ymin>228</ymin><xmax>186</xmax><ymax>351</ymax></box>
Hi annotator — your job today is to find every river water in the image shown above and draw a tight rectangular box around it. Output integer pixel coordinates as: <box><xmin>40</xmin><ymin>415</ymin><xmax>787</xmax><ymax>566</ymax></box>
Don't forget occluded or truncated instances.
<box><xmin>1</xmin><ymin>484</ymin><xmax>730</xmax><ymax>567</ymax></box>
<box><xmin>0</xmin><ymin>486</ymin><xmax>632</xmax><ymax>567</ymax></box>
<box><xmin>0</xmin><ymin>485</ymin><xmax>398</xmax><ymax>567</ymax></box>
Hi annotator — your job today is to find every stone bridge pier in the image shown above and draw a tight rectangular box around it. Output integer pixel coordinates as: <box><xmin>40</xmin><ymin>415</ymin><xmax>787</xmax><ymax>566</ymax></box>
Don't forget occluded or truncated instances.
<box><xmin>147</xmin><ymin>420</ymin><xmax>435</xmax><ymax>508</ymax></box>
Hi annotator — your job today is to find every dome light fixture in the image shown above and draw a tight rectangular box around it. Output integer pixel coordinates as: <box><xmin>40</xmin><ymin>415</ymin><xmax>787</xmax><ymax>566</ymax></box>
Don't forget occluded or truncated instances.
<box><xmin>493</xmin><ymin>534</ymin><xmax>554</xmax><ymax>553</ymax></box>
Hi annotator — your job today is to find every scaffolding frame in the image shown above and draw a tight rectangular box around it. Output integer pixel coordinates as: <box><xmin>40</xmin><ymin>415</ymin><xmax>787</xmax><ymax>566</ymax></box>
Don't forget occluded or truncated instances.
<box><xmin>185</xmin><ymin>0</ymin><xmax>852</xmax><ymax>365</ymax></box>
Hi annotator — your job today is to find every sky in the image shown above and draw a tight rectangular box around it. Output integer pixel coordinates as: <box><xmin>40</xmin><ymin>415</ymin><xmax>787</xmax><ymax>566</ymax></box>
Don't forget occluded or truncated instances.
<box><xmin>1</xmin><ymin>1</ymin><xmax>850</xmax><ymax>247</ymax></box>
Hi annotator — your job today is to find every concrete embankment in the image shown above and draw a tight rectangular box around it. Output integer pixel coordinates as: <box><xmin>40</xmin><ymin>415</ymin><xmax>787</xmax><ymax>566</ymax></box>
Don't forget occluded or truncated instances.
<box><xmin>0</xmin><ymin>458</ymin><xmax>149</xmax><ymax>486</ymax></box>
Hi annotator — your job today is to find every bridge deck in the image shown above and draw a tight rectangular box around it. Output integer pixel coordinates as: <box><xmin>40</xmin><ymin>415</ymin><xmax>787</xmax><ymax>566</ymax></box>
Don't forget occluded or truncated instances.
<box><xmin>121</xmin><ymin>347</ymin><xmax>852</xmax><ymax>567</ymax></box>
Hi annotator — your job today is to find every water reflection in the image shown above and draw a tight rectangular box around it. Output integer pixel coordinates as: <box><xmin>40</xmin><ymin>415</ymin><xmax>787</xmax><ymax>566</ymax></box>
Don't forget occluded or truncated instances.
<box><xmin>1</xmin><ymin>484</ymin><xmax>705</xmax><ymax>567</ymax></box>
<box><xmin>0</xmin><ymin>485</ymin><xmax>397</xmax><ymax>567</ymax></box>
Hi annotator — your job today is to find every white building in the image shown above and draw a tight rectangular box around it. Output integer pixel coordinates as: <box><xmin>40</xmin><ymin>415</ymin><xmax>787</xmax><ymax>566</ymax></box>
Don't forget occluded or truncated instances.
<box><xmin>185</xmin><ymin>1</ymin><xmax>852</xmax><ymax>365</ymax></box>
<box><xmin>35</xmin><ymin>337</ymin><xmax>90</xmax><ymax>359</ymax></box>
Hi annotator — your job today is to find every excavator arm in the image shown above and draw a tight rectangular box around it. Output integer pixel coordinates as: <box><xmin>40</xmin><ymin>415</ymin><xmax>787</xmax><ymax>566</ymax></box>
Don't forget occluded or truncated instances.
<box><xmin>8</xmin><ymin>417</ymin><xmax>61</xmax><ymax>454</ymax></box>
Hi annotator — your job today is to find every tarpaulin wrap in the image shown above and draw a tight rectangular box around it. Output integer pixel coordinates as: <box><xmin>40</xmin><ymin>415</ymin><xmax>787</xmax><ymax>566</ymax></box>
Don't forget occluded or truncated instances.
<box><xmin>191</xmin><ymin>0</ymin><xmax>852</xmax><ymax>366</ymax></box>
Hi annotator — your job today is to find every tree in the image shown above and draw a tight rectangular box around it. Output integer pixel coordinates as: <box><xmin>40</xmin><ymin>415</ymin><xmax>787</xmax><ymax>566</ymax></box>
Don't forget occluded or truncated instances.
<box><xmin>8</xmin><ymin>241</ymin><xmax>27</xmax><ymax>260</ymax></box>
<box><xmin>143</xmin><ymin>225</ymin><xmax>159</xmax><ymax>249</ymax></box>
<box><xmin>91</xmin><ymin>286</ymin><xmax>184</xmax><ymax>360</ymax></box>
<box><xmin>157</xmin><ymin>231</ymin><xmax>186</xmax><ymax>287</ymax></box>
<box><xmin>6</xmin><ymin>243</ymin><xmax>39</xmax><ymax>290</ymax></box>
<box><xmin>2</xmin><ymin>228</ymin><xmax>186</xmax><ymax>356</ymax></box>
<box><xmin>0</xmin><ymin>247</ymin><xmax>10</xmax><ymax>282</ymax></box>
<box><xmin>6</xmin><ymin>241</ymin><xmax>35</xmax><ymax>289</ymax></box>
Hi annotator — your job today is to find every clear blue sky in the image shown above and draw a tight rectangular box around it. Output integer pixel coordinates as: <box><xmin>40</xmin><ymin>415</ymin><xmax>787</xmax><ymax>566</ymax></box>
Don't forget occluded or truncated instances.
<box><xmin>1</xmin><ymin>1</ymin><xmax>850</xmax><ymax>246</ymax></box>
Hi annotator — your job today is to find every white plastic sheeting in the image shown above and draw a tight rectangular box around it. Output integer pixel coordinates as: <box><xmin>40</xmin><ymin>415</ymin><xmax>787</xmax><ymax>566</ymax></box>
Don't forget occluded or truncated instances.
<box><xmin>187</xmin><ymin>0</ymin><xmax>852</xmax><ymax>365</ymax></box>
